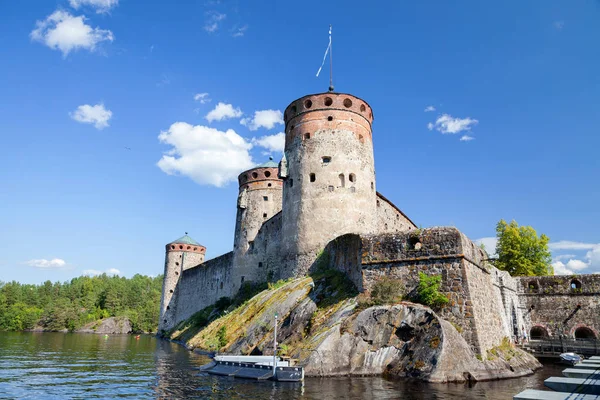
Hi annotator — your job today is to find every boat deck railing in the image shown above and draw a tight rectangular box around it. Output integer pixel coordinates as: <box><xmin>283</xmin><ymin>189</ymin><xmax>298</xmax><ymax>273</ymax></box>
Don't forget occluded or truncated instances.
<box><xmin>522</xmin><ymin>338</ymin><xmax>600</xmax><ymax>357</ymax></box>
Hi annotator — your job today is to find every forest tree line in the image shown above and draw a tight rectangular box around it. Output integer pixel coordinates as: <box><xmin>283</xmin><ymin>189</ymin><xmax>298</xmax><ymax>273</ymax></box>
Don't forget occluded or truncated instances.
<box><xmin>0</xmin><ymin>274</ymin><xmax>163</xmax><ymax>333</ymax></box>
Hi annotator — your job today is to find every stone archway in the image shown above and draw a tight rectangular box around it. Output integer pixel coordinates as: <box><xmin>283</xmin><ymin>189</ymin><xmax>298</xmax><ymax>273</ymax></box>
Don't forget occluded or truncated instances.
<box><xmin>574</xmin><ymin>326</ymin><xmax>596</xmax><ymax>340</ymax></box>
<box><xmin>530</xmin><ymin>326</ymin><xmax>549</xmax><ymax>340</ymax></box>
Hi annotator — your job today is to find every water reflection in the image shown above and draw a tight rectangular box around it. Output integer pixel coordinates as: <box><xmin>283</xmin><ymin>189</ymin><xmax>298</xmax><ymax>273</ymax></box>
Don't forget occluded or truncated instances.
<box><xmin>0</xmin><ymin>332</ymin><xmax>564</xmax><ymax>399</ymax></box>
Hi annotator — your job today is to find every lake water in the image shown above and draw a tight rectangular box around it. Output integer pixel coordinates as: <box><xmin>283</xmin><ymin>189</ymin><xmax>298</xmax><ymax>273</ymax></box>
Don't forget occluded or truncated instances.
<box><xmin>0</xmin><ymin>332</ymin><xmax>561</xmax><ymax>399</ymax></box>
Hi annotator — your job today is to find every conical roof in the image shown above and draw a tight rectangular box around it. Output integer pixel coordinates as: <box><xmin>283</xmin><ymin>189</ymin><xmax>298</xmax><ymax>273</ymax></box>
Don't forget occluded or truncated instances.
<box><xmin>169</xmin><ymin>234</ymin><xmax>202</xmax><ymax>246</ymax></box>
<box><xmin>255</xmin><ymin>157</ymin><xmax>278</xmax><ymax>168</ymax></box>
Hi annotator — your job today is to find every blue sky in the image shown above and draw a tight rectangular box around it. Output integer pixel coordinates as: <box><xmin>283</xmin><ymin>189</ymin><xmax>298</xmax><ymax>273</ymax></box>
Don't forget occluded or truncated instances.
<box><xmin>1</xmin><ymin>0</ymin><xmax>599</xmax><ymax>284</ymax></box>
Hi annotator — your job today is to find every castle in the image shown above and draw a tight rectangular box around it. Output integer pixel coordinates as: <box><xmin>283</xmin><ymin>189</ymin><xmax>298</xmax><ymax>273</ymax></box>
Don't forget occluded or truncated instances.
<box><xmin>159</xmin><ymin>91</ymin><xmax>600</xmax><ymax>356</ymax></box>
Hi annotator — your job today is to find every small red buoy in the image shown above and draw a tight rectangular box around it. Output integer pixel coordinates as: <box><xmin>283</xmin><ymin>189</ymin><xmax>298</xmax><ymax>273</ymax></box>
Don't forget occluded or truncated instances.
<box><xmin>135</xmin><ymin>335</ymin><xmax>141</xmax><ymax>339</ymax></box>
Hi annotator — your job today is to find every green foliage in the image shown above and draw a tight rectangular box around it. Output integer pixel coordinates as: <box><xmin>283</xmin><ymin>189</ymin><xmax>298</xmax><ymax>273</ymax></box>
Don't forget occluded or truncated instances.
<box><xmin>0</xmin><ymin>274</ymin><xmax>163</xmax><ymax>333</ymax></box>
<box><xmin>369</xmin><ymin>278</ymin><xmax>404</xmax><ymax>306</ymax></box>
<box><xmin>415</xmin><ymin>273</ymin><xmax>448</xmax><ymax>308</ymax></box>
<box><xmin>495</xmin><ymin>219</ymin><xmax>553</xmax><ymax>276</ymax></box>
<box><xmin>216</xmin><ymin>326</ymin><xmax>227</xmax><ymax>348</ymax></box>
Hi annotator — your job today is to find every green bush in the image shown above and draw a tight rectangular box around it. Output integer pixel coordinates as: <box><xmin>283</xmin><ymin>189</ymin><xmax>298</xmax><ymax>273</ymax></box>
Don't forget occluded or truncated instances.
<box><xmin>415</xmin><ymin>272</ymin><xmax>448</xmax><ymax>308</ymax></box>
<box><xmin>371</xmin><ymin>278</ymin><xmax>404</xmax><ymax>305</ymax></box>
<box><xmin>217</xmin><ymin>326</ymin><xmax>227</xmax><ymax>348</ymax></box>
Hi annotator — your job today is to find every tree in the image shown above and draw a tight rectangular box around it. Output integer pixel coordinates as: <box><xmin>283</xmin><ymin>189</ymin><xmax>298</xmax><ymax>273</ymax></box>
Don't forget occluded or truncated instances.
<box><xmin>495</xmin><ymin>219</ymin><xmax>553</xmax><ymax>276</ymax></box>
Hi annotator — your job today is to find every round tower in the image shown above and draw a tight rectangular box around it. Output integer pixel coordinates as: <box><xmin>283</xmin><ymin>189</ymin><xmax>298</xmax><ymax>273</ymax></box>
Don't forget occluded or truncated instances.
<box><xmin>159</xmin><ymin>234</ymin><xmax>206</xmax><ymax>332</ymax></box>
<box><xmin>280</xmin><ymin>92</ymin><xmax>376</xmax><ymax>276</ymax></box>
<box><xmin>232</xmin><ymin>158</ymin><xmax>283</xmax><ymax>287</ymax></box>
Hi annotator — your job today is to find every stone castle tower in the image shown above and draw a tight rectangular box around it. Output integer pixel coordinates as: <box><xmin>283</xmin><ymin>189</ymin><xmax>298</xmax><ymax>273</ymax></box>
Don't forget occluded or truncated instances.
<box><xmin>158</xmin><ymin>234</ymin><xmax>206</xmax><ymax>332</ymax></box>
<box><xmin>280</xmin><ymin>92</ymin><xmax>377</xmax><ymax>275</ymax></box>
<box><xmin>232</xmin><ymin>158</ymin><xmax>283</xmax><ymax>289</ymax></box>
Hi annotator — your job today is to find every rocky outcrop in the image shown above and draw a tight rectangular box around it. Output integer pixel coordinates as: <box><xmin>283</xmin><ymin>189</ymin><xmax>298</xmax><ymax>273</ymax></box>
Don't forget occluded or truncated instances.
<box><xmin>170</xmin><ymin>274</ymin><xmax>541</xmax><ymax>383</ymax></box>
<box><xmin>77</xmin><ymin>317</ymin><xmax>133</xmax><ymax>334</ymax></box>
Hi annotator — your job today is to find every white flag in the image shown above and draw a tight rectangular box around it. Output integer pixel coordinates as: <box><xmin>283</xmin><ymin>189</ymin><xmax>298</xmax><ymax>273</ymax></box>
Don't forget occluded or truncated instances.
<box><xmin>316</xmin><ymin>26</ymin><xmax>332</xmax><ymax>77</ymax></box>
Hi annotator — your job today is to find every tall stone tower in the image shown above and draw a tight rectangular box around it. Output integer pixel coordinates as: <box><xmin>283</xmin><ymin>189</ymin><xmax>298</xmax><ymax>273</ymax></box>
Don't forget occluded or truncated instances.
<box><xmin>158</xmin><ymin>234</ymin><xmax>206</xmax><ymax>332</ymax></box>
<box><xmin>232</xmin><ymin>158</ymin><xmax>283</xmax><ymax>288</ymax></box>
<box><xmin>280</xmin><ymin>92</ymin><xmax>376</xmax><ymax>276</ymax></box>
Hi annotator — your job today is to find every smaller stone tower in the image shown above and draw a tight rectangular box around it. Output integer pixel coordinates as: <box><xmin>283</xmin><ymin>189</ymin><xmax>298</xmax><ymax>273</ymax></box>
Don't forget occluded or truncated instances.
<box><xmin>232</xmin><ymin>158</ymin><xmax>283</xmax><ymax>288</ymax></box>
<box><xmin>159</xmin><ymin>234</ymin><xmax>206</xmax><ymax>332</ymax></box>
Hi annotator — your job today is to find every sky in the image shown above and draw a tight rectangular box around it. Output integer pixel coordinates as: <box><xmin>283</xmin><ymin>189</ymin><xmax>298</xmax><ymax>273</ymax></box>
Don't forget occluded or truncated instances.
<box><xmin>0</xmin><ymin>1</ymin><xmax>599</xmax><ymax>284</ymax></box>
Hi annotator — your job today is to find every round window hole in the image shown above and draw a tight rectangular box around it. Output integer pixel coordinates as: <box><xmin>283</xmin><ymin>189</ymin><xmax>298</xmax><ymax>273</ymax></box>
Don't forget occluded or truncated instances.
<box><xmin>252</xmin><ymin>172</ymin><xmax>258</xmax><ymax>179</ymax></box>
<box><xmin>264</xmin><ymin>171</ymin><xmax>271</xmax><ymax>178</ymax></box>
<box><xmin>360</xmin><ymin>104</ymin><xmax>366</xmax><ymax>112</ymax></box>
<box><xmin>291</xmin><ymin>105</ymin><xmax>297</xmax><ymax>113</ymax></box>
<box><xmin>324</xmin><ymin>97</ymin><xmax>333</xmax><ymax>106</ymax></box>
<box><xmin>304</xmin><ymin>99</ymin><xmax>312</xmax><ymax>109</ymax></box>
<box><xmin>327</xmin><ymin>116</ymin><xmax>333</xmax><ymax>121</ymax></box>
<box><xmin>343</xmin><ymin>98</ymin><xmax>352</xmax><ymax>108</ymax></box>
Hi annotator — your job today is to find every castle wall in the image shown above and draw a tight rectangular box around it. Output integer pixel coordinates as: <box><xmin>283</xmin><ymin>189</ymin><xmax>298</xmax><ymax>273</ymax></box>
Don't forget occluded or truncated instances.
<box><xmin>280</xmin><ymin>93</ymin><xmax>377</xmax><ymax>277</ymax></box>
<box><xmin>516</xmin><ymin>275</ymin><xmax>600</xmax><ymax>339</ymax></box>
<box><xmin>375</xmin><ymin>193</ymin><xmax>417</xmax><ymax>233</ymax></box>
<box><xmin>174</xmin><ymin>252</ymin><xmax>234</xmax><ymax>325</ymax></box>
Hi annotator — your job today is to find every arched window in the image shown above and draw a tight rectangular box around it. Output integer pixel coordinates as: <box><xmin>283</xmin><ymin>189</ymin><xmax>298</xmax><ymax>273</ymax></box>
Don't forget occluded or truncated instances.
<box><xmin>349</xmin><ymin>173</ymin><xmax>356</xmax><ymax>183</ymax></box>
<box><xmin>574</xmin><ymin>327</ymin><xmax>596</xmax><ymax>340</ymax></box>
<box><xmin>528</xmin><ymin>281</ymin><xmax>539</xmax><ymax>291</ymax></box>
<box><xmin>571</xmin><ymin>279</ymin><xmax>582</xmax><ymax>290</ymax></box>
<box><xmin>530</xmin><ymin>326</ymin><xmax>549</xmax><ymax>340</ymax></box>
<box><xmin>339</xmin><ymin>173</ymin><xmax>345</xmax><ymax>188</ymax></box>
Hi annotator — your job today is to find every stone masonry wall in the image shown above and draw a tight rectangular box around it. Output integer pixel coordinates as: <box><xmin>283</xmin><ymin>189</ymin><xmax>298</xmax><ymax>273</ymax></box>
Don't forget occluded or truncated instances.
<box><xmin>174</xmin><ymin>252</ymin><xmax>234</xmax><ymax>326</ymax></box>
<box><xmin>375</xmin><ymin>192</ymin><xmax>417</xmax><ymax>233</ymax></box>
<box><xmin>516</xmin><ymin>275</ymin><xmax>600</xmax><ymax>339</ymax></box>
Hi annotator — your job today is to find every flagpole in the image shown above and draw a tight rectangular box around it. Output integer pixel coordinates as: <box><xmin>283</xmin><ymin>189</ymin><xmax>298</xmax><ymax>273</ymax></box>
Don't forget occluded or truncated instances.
<box><xmin>329</xmin><ymin>24</ymin><xmax>334</xmax><ymax>92</ymax></box>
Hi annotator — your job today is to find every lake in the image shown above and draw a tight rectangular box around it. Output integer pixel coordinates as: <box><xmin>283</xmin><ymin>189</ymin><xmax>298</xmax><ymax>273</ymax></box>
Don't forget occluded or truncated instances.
<box><xmin>0</xmin><ymin>332</ymin><xmax>560</xmax><ymax>399</ymax></box>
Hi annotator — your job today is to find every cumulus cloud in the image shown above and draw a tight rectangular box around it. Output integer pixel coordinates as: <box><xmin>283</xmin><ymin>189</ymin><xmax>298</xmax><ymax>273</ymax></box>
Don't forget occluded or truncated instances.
<box><xmin>70</xmin><ymin>103</ymin><xmax>112</xmax><ymax>129</ymax></box>
<box><xmin>460</xmin><ymin>135</ymin><xmax>474</xmax><ymax>142</ymax></box>
<box><xmin>206</xmin><ymin>102</ymin><xmax>243</xmax><ymax>123</ymax></box>
<box><xmin>83</xmin><ymin>268</ymin><xmax>121</xmax><ymax>276</ymax></box>
<box><xmin>552</xmin><ymin>261</ymin><xmax>573</xmax><ymax>275</ymax></box>
<box><xmin>549</xmin><ymin>241</ymin><xmax>597</xmax><ymax>251</ymax></box>
<box><xmin>232</xmin><ymin>25</ymin><xmax>248</xmax><ymax>38</ymax></box>
<box><xmin>474</xmin><ymin>237</ymin><xmax>497</xmax><ymax>257</ymax></box>
<box><xmin>69</xmin><ymin>0</ymin><xmax>118</xmax><ymax>13</ymax></box>
<box><xmin>424</xmin><ymin>106</ymin><xmax>436</xmax><ymax>112</ymax></box>
<box><xmin>157</xmin><ymin>122</ymin><xmax>254</xmax><ymax>187</ymax></box>
<box><xmin>240</xmin><ymin>109</ymin><xmax>283</xmax><ymax>131</ymax></box>
<box><xmin>565</xmin><ymin>259</ymin><xmax>589</xmax><ymax>271</ymax></box>
<box><xmin>30</xmin><ymin>10</ymin><xmax>114</xmax><ymax>57</ymax></box>
<box><xmin>428</xmin><ymin>114</ymin><xmax>478</xmax><ymax>134</ymax></box>
<box><xmin>194</xmin><ymin>93</ymin><xmax>211</xmax><ymax>104</ymax></box>
<box><xmin>26</xmin><ymin>258</ymin><xmax>67</xmax><ymax>269</ymax></box>
<box><xmin>549</xmin><ymin>240</ymin><xmax>600</xmax><ymax>274</ymax></box>
<box><xmin>253</xmin><ymin>132</ymin><xmax>285</xmax><ymax>153</ymax></box>
<box><xmin>204</xmin><ymin>11</ymin><xmax>226</xmax><ymax>33</ymax></box>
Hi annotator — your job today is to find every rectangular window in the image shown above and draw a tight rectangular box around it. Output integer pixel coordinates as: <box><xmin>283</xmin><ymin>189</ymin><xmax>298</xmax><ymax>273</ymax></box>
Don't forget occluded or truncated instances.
<box><xmin>322</xmin><ymin>156</ymin><xmax>331</xmax><ymax>164</ymax></box>
<box><xmin>310</xmin><ymin>173</ymin><xmax>316</xmax><ymax>182</ymax></box>
<box><xmin>263</xmin><ymin>196</ymin><xmax>268</xmax><ymax>201</ymax></box>
<box><xmin>259</xmin><ymin>262</ymin><xmax>263</xmax><ymax>268</ymax></box>
<box><xmin>248</xmin><ymin>241</ymin><xmax>254</xmax><ymax>250</ymax></box>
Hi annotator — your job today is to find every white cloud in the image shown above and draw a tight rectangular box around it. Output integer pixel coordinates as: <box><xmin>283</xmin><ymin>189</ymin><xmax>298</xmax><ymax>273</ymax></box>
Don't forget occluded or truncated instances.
<box><xmin>69</xmin><ymin>0</ymin><xmax>118</xmax><ymax>13</ymax></box>
<box><xmin>83</xmin><ymin>268</ymin><xmax>121</xmax><ymax>276</ymax></box>
<box><xmin>428</xmin><ymin>114</ymin><xmax>478</xmax><ymax>134</ymax></box>
<box><xmin>549</xmin><ymin>241</ymin><xmax>597</xmax><ymax>251</ymax></box>
<box><xmin>232</xmin><ymin>25</ymin><xmax>248</xmax><ymax>38</ymax></box>
<box><xmin>424</xmin><ymin>106</ymin><xmax>436</xmax><ymax>112</ymax></box>
<box><xmin>460</xmin><ymin>135</ymin><xmax>474</xmax><ymax>142</ymax></box>
<box><xmin>70</xmin><ymin>103</ymin><xmax>112</xmax><ymax>129</ymax></box>
<box><xmin>253</xmin><ymin>132</ymin><xmax>285</xmax><ymax>153</ymax></box>
<box><xmin>194</xmin><ymin>93</ymin><xmax>211</xmax><ymax>104</ymax></box>
<box><xmin>586</xmin><ymin>246</ymin><xmax>600</xmax><ymax>268</ymax></box>
<box><xmin>30</xmin><ymin>10</ymin><xmax>114</xmax><ymax>57</ymax></box>
<box><xmin>566</xmin><ymin>259</ymin><xmax>589</xmax><ymax>271</ymax></box>
<box><xmin>206</xmin><ymin>102</ymin><xmax>243</xmax><ymax>122</ymax></box>
<box><xmin>553</xmin><ymin>254</ymin><xmax>577</xmax><ymax>261</ymax></box>
<box><xmin>552</xmin><ymin>261</ymin><xmax>574</xmax><ymax>275</ymax></box>
<box><xmin>240</xmin><ymin>109</ymin><xmax>283</xmax><ymax>131</ymax></box>
<box><xmin>204</xmin><ymin>11</ymin><xmax>226</xmax><ymax>33</ymax></box>
<box><xmin>474</xmin><ymin>237</ymin><xmax>497</xmax><ymax>257</ymax></box>
<box><xmin>26</xmin><ymin>258</ymin><xmax>67</xmax><ymax>269</ymax></box>
<box><xmin>157</xmin><ymin>122</ymin><xmax>254</xmax><ymax>187</ymax></box>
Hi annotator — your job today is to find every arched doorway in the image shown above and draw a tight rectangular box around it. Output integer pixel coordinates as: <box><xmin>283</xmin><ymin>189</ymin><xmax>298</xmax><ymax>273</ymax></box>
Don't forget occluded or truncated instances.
<box><xmin>574</xmin><ymin>327</ymin><xmax>596</xmax><ymax>340</ymax></box>
<box><xmin>530</xmin><ymin>326</ymin><xmax>549</xmax><ymax>340</ymax></box>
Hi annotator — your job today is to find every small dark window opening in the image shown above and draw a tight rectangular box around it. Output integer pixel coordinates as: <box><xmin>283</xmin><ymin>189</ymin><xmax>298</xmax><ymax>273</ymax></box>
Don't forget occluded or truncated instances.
<box><xmin>263</xmin><ymin>196</ymin><xmax>268</xmax><ymax>201</ymax></box>
<box><xmin>169</xmin><ymin>289</ymin><xmax>173</xmax><ymax>293</ymax></box>
<box><xmin>166</xmin><ymin>306</ymin><xmax>170</xmax><ymax>310</ymax></box>
<box><xmin>268</xmin><ymin>183</ymin><xmax>272</xmax><ymax>187</ymax></box>
<box><xmin>179</xmin><ymin>245</ymin><xmax>183</xmax><ymax>249</ymax></box>
<box><xmin>304</xmin><ymin>133</ymin><xmax>310</xmax><ymax>139</ymax></box>
<box><xmin>220</xmin><ymin>282</ymin><xmax>223</xmax><ymax>289</ymax></box>
<box><xmin>310</xmin><ymin>173</ymin><xmax>316</xmax><ymax>182</ymax></box>
<box><xmin>528</xmin><ymin>281</ymin><xmax>538</xmax><ymax>291</ymax></box>
<box><xmin>343</xmin><ymin>98</ymin><xmax>352</xmax><ymax>108</ymax></box>
<box><xmin>571</xmin><ymin>279</ymin><xmax>582</xmax><ymax>290</ymax></box>
<box><xmin>248</xmin><ymin>241</ymin><xmax>254</xmax><ymax>250</ymax></box>
<box><xmin>371</xmin><ymin>182</ymin><xmax>374</xmax><ymax>190</ymax></box>
<box><xmin>175</xmin><ymin>262</ymin><xmax>179</xmax><ymax>266</ymax></box>
<box><xmin>349</xmin><ymin>173</ymin><xmax>356</xmax><ymax>183</ymax></box>
<box><xmin>304</xmin><ymin>99</ymin><xmax>312</xmax><ymax>108</ymax></box>
<box><xmin>265</xmin><ymin>171</ymin><xmax>271</xmax><ymax>178</ymax></box>
<box><xmin>193</xmin><ymin>247</ymin><xmax>197</xmax><ymax>251</ymax></box>
<box><xmin>163</xmin><ymin>319</ymin><xmax>167</xmax><ymax>323</ymax></box>
<box><xmin>259</xmin><ymin>262</ymin><xmax>263</xmax><ymax>268</ymax></box>
<box><xmin>324</xmin><ymin>97</ymin><xmax>333</xmax><ymax>106</ymax></box>
<box><xmin>377</xmin><ymin>200</ymin><xmax>380</xmax><ymax>207</ymax></box>
<box><xmin>328</xmin><ymin>185</ymin><xmax>334</xmax><ymax>192</ymax></box>
<box><xmin>339</xmin><ymin>173</ymin><xmax>345</xmax><ymax>187</ymax></box>
<box><xmin>291</xmin><ymin>105</ymin><xmax>297</xmax><ymax>113</ymax></box>
<box><xmin>263</xmin><ymin>213</ymin><xmax>267</xmax><ymax>218</ymax></box>
<box><xmin>322</xmin><ymin>156</ymin><xmax>331</xmax><ymax>164</ymax></box>
<box><xmin>289</xmin><ymin>179</ymin><xmax>294</xmax><ymax>187</ymax></box>
<box><xmin>360</xmin><ymin>104</ymin><xmax>366</xmax><ymax>112</ymax></box>
<box><xmin>171</xmin><ymin>245</ymin><xmax>175</xmax><ymax>250</ymax></box>
<box><xmin>175</xmin><ymin>271</ymin><xmax>179</xmax><ymax>276</ymax></box>
<box><xmin>252</xmin><ymin>172</ymin><xmax>258</xmax><ymax>179</ymax></box>
<box><xmin>408</xmin><ymin>236</ymin><xmax>420</xmax><ymax>250</ymax></box>
<box><xmin>327</xmin><ymin>116</ymin><xmax>333</xmax><ymax>121</ymax></box>
<box><xmin>241</xmin><ymin>276</ymin><xmax>245</xmax><ymax>283</ymax></box>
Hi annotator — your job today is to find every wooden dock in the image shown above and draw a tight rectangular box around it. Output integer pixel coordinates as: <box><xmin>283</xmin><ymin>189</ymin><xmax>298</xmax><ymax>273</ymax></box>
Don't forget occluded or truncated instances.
<box><xmin>514</xmin><ymin>356</ymin><xmax>600</xmax><ymax>399</ymax></box>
